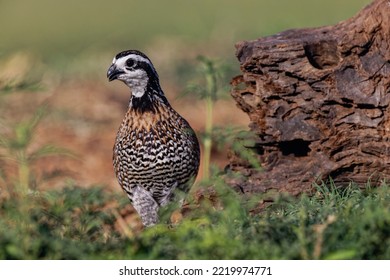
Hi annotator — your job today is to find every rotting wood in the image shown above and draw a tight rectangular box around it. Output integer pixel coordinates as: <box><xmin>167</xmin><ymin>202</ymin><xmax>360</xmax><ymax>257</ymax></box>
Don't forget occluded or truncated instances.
<box><xmin>228</xmin><ymin>0</ymin><xmax>390</xmax><ymax>194</ymax></box>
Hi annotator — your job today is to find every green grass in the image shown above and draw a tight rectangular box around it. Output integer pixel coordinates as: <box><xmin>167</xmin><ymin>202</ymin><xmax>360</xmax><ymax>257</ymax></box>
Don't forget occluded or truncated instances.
<box><xmin>1</xmin><ymin>177</ymin><xmax>389</xmax><ymax>259</ymax></box>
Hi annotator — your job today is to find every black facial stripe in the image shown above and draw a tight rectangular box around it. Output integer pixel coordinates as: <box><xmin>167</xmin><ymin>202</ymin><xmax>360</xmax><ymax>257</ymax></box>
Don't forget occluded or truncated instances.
<box><xmin>138</xmin><ymin>61</ymin><xmax>156</xmax><ymax>76</ymax></box>
<box><xmin>125</xmin><ymin>60</ymin><xmax>159</xmax><ymax>81</ymax></box>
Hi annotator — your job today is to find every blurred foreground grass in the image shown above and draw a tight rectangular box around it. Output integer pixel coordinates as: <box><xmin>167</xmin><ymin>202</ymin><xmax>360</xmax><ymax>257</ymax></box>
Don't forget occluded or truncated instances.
<box><xmin>1</xmin><ymin>178</ymin><xmax>389</xmax><ymax>259</ymax></box>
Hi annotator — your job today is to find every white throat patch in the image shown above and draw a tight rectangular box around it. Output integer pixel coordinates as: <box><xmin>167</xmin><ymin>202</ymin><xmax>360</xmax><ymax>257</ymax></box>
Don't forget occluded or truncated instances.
<box><xmin>127</xmin><ymin>70</ymin><xmax>148</xmax><ymax>97</ymax></box>
<box><xmin>112</xmin><ymin>54</ymin><xmax>152</xmax><ymax>97</ymax></box>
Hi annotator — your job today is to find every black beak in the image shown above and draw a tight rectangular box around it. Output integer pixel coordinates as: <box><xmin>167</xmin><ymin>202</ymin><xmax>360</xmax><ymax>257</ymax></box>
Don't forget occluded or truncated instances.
<box><xmin>107</xmin><ymin>64</ymin><xmax>124</xmax><ymax>82</ymax></box>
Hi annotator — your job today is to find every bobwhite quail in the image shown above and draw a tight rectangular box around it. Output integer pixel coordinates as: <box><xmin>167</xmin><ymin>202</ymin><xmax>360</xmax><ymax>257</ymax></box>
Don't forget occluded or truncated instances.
<box><xmin>107</xmin><ymin>50</ymin><xmax>200</xmax><ymax>227</ymax></box>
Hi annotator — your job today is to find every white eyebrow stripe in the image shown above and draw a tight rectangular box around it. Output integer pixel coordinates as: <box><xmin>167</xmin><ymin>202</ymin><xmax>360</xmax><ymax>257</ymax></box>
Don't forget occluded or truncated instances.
<box><xmin>115</xmin><ymin>54</ymin><xmax>152</xmax><ymax>68</ymax></box>
<box><xmin>126</xmin><ymin>54</ymin><xmax>152</xmax><ymax>64</ymax></box>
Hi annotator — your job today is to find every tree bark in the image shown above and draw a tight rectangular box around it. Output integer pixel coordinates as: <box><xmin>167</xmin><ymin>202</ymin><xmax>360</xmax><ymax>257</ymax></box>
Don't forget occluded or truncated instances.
<box><xmin>228</xmin><ymin>0</ymin><xmax>390</xmax><ymax>195</ymax></box>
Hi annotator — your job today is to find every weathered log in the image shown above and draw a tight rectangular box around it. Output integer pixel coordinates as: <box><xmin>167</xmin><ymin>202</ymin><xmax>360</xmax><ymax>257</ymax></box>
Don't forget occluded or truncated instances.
<box><xmin>228</xmin><ymin>0</ymin><xmax>390</xmax><ymax>194</ymax></box>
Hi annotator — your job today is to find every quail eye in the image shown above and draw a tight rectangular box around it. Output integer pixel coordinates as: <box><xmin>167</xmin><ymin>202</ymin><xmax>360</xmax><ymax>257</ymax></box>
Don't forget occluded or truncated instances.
<box><xmin>126</xmin><ymin>59</ymin><xmax>136</xmax><ymax>68</ymax></box>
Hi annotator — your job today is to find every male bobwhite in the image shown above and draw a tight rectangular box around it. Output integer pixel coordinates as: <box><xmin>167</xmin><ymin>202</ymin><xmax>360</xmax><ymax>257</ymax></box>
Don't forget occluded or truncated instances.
<box><xmin>107</xmin><ymin>50</ymin><xmax>200</xmax><ymax>227</ymax></box>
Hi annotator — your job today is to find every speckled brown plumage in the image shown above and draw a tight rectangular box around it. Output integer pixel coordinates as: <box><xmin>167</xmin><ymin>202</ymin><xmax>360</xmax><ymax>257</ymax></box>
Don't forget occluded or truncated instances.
<box><xmin>107</xmin><ymin>50</ymin><xmax>200</xmax><ymax>227</ymax></box>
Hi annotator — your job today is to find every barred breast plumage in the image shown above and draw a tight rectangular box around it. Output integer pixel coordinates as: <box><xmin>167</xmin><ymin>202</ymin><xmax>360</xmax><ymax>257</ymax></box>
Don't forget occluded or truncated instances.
<box><xmin>107</xmin><ymin>50</ymin><xmax>200</xmax><ymax>227</ymax></box>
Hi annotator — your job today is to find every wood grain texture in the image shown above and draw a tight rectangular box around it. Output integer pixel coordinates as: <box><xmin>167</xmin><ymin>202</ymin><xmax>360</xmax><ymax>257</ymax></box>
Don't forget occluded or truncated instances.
<box><xmin>228</xmin><ymin>0</ymin><xmax>390</xmax><ymax>194</ymax></box>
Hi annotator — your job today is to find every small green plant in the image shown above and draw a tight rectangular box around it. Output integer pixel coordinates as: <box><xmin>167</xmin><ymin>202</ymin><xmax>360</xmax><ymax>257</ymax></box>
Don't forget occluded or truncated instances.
<box><xmin>0</xmin><ymin>81</ymin><xmax>43</xmax><ymax>96</ymax></box>
<box><xmin>187</xmin><ymin>56</ymin><xmax>261</xmax><ymax>179</ymax></box>
<box><xmin>0</xmin><ymin>106</ymin><xmax>72</xmax><ymax>197</ymax></box>
<box><xmin>188</xmin><ymin>56</ymin><xmax>222</xmax><ymax>179</ymax></box>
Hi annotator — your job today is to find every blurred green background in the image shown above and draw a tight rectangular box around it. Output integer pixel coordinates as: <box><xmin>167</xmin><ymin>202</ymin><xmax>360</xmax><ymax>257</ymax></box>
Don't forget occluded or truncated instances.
<box><xmin>0</xmin><ymin>0</ymin><xmax>371</xmax><ymax>69</ymax></box>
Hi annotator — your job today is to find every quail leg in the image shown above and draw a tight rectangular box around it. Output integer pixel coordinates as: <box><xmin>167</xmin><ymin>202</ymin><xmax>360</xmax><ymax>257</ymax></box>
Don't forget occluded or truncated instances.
<box><xmin>131</xmin><ymin>185</ymin><xmax>159</xmax><ymax>227</ymax></box>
